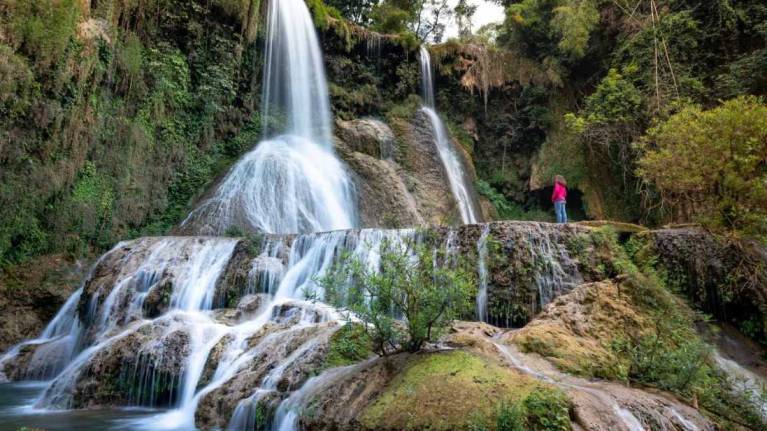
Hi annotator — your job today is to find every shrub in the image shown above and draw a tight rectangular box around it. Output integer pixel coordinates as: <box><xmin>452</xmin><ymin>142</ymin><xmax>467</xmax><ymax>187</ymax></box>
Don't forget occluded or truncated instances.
<box><xmin>495</xmin><ymin>400</ymin><xmax>526</xmax><ymax>431</ymax></box>
<box><xmin>475</xmin><ymin>179</ymin><xmax>552</xmax><ymax>222</ymax></box>
<box><xmin>636</xmin><ymin>96</ymin><xmax>767</xmax><ymax>241</ymax></box>
<box><xmin>319</xmin><ymin>235</ymin><xmax>475</xmax><ymax>354</ymax></box>
<box><xmin>522</xmin><ymin>388</ymin><xmax>571</xmax><ymax>431</ymax></box>
<box><xmin>323</xmin><ymin>323</ymin><xmax>374</xmax><ymax>368</ymax></box>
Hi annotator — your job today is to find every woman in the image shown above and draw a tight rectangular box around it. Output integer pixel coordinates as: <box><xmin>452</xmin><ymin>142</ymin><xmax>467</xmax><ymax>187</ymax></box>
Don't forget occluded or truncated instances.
<box><xmin>551</xmin><ymin>175</ymin><xmax>568</xmax><ymax>223</ymax></box>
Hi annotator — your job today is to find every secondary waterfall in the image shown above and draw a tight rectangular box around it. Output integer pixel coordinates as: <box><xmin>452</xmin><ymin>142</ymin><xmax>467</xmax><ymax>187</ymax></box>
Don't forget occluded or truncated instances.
<box><xmin>180</xmin><ymin>0</ymin><xmax>356</xmax><ymax>235</ymax></box>
<box><xmin>419</xmin><ymin>46</ymin><xmax>481</xmax><ymax>225</ymax></box>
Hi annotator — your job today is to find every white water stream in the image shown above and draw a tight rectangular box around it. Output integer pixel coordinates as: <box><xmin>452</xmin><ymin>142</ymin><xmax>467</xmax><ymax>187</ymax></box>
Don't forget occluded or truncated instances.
<box><xmin>418</xmin><ymin>46</ymin><xmax>480</xmax><ymax>225</ymax></box>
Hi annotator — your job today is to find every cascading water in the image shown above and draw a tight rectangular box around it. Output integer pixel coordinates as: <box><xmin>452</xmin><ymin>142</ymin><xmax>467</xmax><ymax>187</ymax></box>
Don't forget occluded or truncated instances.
<box><xmin>180</xmin><ymin>0</ymin><xmax>357</xmax><ymax>236</ymax></box>
<box><xmin>476</xmin><ymin>224</ymin><xmax>490</xmax><ymax>322</ymax></box>
<box><xmin>418</xmin><ymin>46</ymin><xmax>481</xmax><ymax>225</ymax></box>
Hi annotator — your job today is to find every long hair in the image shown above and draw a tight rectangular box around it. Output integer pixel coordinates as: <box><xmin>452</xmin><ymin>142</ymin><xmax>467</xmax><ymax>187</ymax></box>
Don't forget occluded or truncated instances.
<box><xmin>554</xmin><ymin>175</ymin><xmax>567</xmax><ymax>187</ymax></box>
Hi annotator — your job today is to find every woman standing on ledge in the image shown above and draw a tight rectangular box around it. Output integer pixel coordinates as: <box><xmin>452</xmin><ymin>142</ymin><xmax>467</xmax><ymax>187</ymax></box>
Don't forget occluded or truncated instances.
<box><xmin>552</xmin><ymin>175</ymin><xmax>568</xmax><ymax>224</ymax></box>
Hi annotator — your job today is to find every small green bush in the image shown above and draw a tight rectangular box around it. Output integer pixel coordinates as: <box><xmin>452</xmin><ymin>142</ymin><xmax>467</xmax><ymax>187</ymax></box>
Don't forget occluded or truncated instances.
<box><xmin>496</xmin><ymin>400</ymin><xmax>526</xmax><ymax>431</ymax></box>
<box><xmin>523</xmin><ymin>388</ymin><xmax>571</xmax><ymax>431</ymax></box>
<box><xmin>323</xmin><ymin>323</ymin><xmax>374</xmax><ymax>368</ymax></box>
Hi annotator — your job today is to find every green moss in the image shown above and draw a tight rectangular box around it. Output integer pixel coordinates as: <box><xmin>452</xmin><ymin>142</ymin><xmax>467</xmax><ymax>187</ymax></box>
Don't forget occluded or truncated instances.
<box><xmin>361</xmin><ymin>351</ymin><xmax>545</xmax><ymax>430</ymax></box>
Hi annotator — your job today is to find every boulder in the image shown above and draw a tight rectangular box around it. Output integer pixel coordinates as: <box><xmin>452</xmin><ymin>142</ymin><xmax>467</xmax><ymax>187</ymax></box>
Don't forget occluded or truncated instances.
<box><xmin>335</xmin><ymin>118</ymin><xmax>395</xmax><ymax>159</ymax></box>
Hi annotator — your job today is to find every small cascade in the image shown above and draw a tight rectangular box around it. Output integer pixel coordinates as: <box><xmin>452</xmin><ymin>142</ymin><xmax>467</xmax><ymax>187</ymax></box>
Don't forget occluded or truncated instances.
<box><xmin>418</xmin><ymin>46</ymin><xmax>481</xmax><ymax>225</ymax></box>
<box><xmin>713</xmin><ymin>349</ymin><xmax>767</xmax><ymax>420</ymax></box>
<box><xmin>476</xmin><ymin>224</ymin><xmax>490</xmax><ymax>322</ymax></box>
<box><xmin>493</xmin><ymin>340</ymin><xmax>708</xmax><ymax>431</ymax></box>
<box><xmin>0</xmin><ymin>287</ymin><xmax>83</xmax><ymax>382</ymax></box>
<box><xmin>270</xmin><ymin>362</ymin><xmax>366</xmax><ymax>431</ymax></box>
<box><xmin>522</xmin><ymin>225</ymin><xmax>582</xmax><ymax>309</ymax></box>
<box><xmin>271</xmin><ymin>228</ymin><xmax>416</xmax><ymax>302</ymax></box>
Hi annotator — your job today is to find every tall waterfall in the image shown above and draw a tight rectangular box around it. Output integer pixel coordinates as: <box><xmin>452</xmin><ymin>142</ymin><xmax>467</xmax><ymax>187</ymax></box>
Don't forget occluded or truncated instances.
<box><xmin>180</xmin><ymin>0</ymin><xmax>357</xmax><ymax>235</ymax></box>
<box><xmin>418</xmin><ymin>46</ymin><xmax>481</xmax><ymax>225</ymax></box>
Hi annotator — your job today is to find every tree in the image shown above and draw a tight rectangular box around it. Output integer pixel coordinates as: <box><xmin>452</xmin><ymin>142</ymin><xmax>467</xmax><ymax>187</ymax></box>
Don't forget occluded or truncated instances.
<box><xmin>326</xmin><ymin>0</ymin><xmax>380</xmax><ymax>24</ymax></box>
<box><xmin>370</xmin><ymin>0</ymin><xmax>453</xmax><ymax>42</ymax></box>
<box><xmin>636</xmin><ymin>96</ymin><xmax>767</xmax><ymax>240</ymax></box>
<box><xmin>318</xmin><ymin>236</ymin><xmax>475</xmax><ymax>354</ymax></box>
<box><xmin>454</xmin><ymin>0</ymin><xmax>478</xmax><ymax>39</ymax></box>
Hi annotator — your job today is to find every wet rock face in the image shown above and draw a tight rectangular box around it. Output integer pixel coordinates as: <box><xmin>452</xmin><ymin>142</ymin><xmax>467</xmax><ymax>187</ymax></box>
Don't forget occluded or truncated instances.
<box><xmin>194</xmin><ymin>322</ymin><xmax>337</xmax><ymax>429</ymax></box>
<box><xmin>402</xmin><ymin>110</ymin><xmax>464</xmax><ymax>225</ymax></box>
<box><xmin>336</xmin><ymin>118</ymin><xmax>395</xmax><ymax>159</ymax></box>
<box><xmin>648</xmin><ymin>228</ymin><xmax>767</xmax><ymax>342</ymax></box>
<box><xmin>0</xmin><ymin>255</ymin><xmax>86</xmax><ymax>351</ymax></box>
<box><xmin>438</xmin><ymin>222</ymin><xmax>593</xmax><ymax>327</ymax></box>
<box><xmin>53</xmin><ymin>316</ymin><xmax>192</xmax><ymax>409</ymax></box>
<box><xmin>335</xmin><ymin>119</ymin><xmax>423</xmax><ymax>229</ymax></box>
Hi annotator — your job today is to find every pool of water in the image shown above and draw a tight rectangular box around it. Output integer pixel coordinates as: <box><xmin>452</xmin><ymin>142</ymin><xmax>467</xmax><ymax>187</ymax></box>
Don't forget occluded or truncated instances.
<box><xmin>0</xmin><ymin>382</ymin><xmax>165</xmax><ymax>431</ymax></box>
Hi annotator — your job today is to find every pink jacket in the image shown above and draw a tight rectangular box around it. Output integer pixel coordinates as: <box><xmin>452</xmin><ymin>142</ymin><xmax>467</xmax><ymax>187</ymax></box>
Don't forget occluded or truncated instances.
<box><xmin>551</xmin><ymin>182</ymin><xmax>567</xmax><ymax>202</ymax></box>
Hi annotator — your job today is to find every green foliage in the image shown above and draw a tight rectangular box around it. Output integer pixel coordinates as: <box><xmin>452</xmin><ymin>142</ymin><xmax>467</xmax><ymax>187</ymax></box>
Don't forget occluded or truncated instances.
<box><xmin>326</xmin><ymin>0</ymin><xmax>379</xmax><ymax>24</ymax></box>
<box><xmin>369</xmin><ymin>0</ymin><xmax>421</xmax><ymax>35</ymax></box>
<box><xmin>306</xmin><ymin>0</ymin><xmax>345</xmax><ymax>30</ymax></box>
<box><xmin>8</xmin><ymin>0</ymin><xmax>82</xmax><ymax>69</ymax></box>
<box><xmin>0</xmin><ymin>0</ymin><xmax>261</xmax><ymax>265</ymax></box>
<box><xmin>319</xmin><ymin>236</ymin><xmax>475</xmax><ymax>354</ymax></box>
<box><xmin>0</xmin><ymin>45</ymin><xmax>39</xmax><ymax>121</ymax></box>
<box><xmin>582</xmin><ymin>68</ymin><xmax>644</xmax><ymax>125</ymax></box>
<box><xmin>549</xmin><ymin>0</ymin><xmax>598</xmax><ymax>59</ymax></box>
<box><xmin>494</xmin><ymin>400</ymin><xmax>526</xmax><ymax>431</ymax></box>
<box><xmin>522</xmin><ymin>388</ymin><xmax>571</xmax><ymax>431</ymax></box>
<box><xmin>476</xmin><ymin>180</ymin><xmax>552</xmax><ymax>222</ymax></box>
<box><xmin>474</xmin><ymin>389</ymin><xmax>572</xmax><ymax>431</ymax></box>
<box><xmin>322</xmin><ymin>323</ymin><xmax>374</xmax><ymax>368</ymax></box>
<box><xmin>636</xmin><ymin>96</ymin><xmax>767</xmax><ymax>241</ymax></box>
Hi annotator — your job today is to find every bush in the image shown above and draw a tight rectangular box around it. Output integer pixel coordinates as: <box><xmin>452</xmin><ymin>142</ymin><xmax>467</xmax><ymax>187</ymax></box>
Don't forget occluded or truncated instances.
<box><xmin>636</xmin><ymin>96</ymin><xmax>767</xmax><ymax>241</ymax></box>
<box><xmin>475</xmin><ymin>180</ymin><xmax>552</xmax><ymax>222</ymax></box>
<box><xmin>319</xmin><ymin>235</ymin><xmax>475</xmax><ymax>354</ymax></box>
<box><xmin>495</xmin><ymin>400</ymin><xmax>526</xmax><ymax>431</ymax></box>
<box><xmin>323</xmin><ymin>323</ymin><xmax>374</xmax><ymax>368</ymax></box>
<box><xmin>523</xmin><ymin>388</ymin><xmax>571</xmax><ymax>431</ymax></box>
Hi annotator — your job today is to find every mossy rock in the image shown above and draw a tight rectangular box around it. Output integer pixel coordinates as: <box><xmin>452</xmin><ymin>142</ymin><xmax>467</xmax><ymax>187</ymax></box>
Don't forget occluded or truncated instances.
<box><xmin>360</xmin><ymin>350</ymin><xmax>542</xmax><ymax>430</ymax></box>
<box><xmin>576</xmin><ymin>220</ymin><xmax>648</xmax><ymax>234</ymax></box>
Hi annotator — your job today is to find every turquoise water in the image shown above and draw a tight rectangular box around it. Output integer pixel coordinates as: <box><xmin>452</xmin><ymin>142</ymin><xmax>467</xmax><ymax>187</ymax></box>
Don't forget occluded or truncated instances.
<box><xmin>0</xmin><ymin>382</ymin><xmax>163</xmax><ymax>431</ymax></box>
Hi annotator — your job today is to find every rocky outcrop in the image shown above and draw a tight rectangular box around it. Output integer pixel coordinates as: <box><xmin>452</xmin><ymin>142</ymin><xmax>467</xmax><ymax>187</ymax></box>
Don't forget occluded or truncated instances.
<box><xmin>644</xmin><ymin>227</ymin><xmax>767</xmax><ymax>344</ymax></box>
<box><xmin>287</xmin><ymin>321</ymin><xmax>716</xmax><ymax>431</ymax></box>
<box><xmin>0</xmin><ymin>254</ymin><xmax>86</xmax><ymax>351</ymax></box>
<box><xmin>336</xmin><ymin>118</ymin><xmax>395</xmax><ymax>159</ymax></box>
<box><xmin>395</xmin><ymin>110</ymin><xmax>464</xmax><ymax>225</ymax></box>
<box><xmin>335</xmin><ymin>118</ymin><xmax>424</xmax><ymax>228</ymax></box>
<box><xmin>335</xmin><ymin>112</ymin><xmax>489</xmax><ymax>229</ymax></box>
<box><xmin>40</xmin><ymin>313</ymin><xmax>193</xmax><ymax>409</ymax></box>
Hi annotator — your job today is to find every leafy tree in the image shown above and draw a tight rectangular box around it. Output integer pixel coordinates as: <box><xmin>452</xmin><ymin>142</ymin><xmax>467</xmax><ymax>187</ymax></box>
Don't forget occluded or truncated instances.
<box><xmin>370</xmin><ymin>0</ymin><xmax>453</xmax><ymax>42</ymax></box>
<box><xmin>319</xmin><ymin>236</ymin><xmax>475</xmax><ymax>354</ymax></box>
<box><xmin>636</xmin><ymin>96</ymin><xmax>767</xmax><ymax>240</ymax></box>
<box><xmin>370</xmin><ymin>0</ymin><xmax>418</xmax><ymax>34</ymax></box>
<box><xmin>454</xmin><ymin>0</ymin><xmax>478</xmax><ymax>39</ymax></box>
<box><xmin>326</xmin><ymin>0</ymin><xmax>380</xmax><ymax>24</ymax></box>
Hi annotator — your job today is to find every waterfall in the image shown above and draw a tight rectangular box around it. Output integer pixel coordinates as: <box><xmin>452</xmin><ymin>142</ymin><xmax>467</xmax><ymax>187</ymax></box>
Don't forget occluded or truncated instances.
<box><xmin>476</xmin><ymin>224</ymin><xmax>490</xmax><ymax>322</ymax></box>
<box><xmin>418</xmin><ymin>46</ymin><xmax>480</xmax><ymax>225</ymax></box>
<box><xmin>181</xmin><ymin>0</ymin><xmax>357</xmax><ymax>236</ymax></box>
